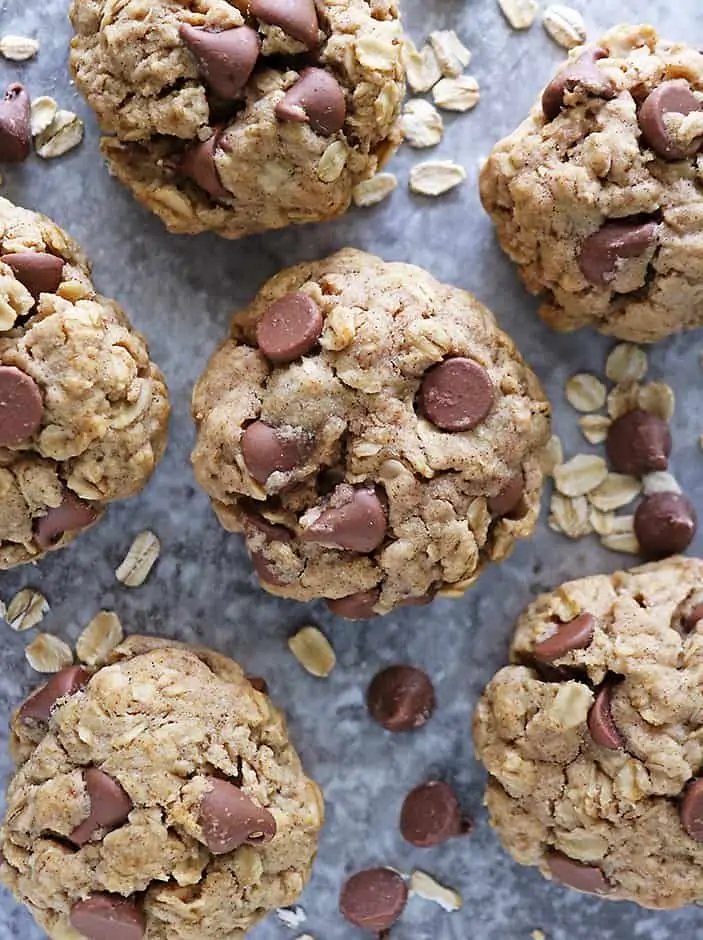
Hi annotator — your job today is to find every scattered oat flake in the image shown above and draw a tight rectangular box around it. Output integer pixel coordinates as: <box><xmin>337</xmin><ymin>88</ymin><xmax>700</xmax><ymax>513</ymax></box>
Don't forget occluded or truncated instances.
<box><xmin>548</xmin><ymin>494</ymin><xmax>591</xmax><ymax>539</ymax></box>
<box><xmin>276</xmin><ymin>906</ymin><xmax>306</xmax><ymax>928</ymax></box>
<box><xmin>542</xmin><ymin>4</ymin><xmax>587</xmax><ymax>49</ymax></box>
<box><xmin>588</xmin><ymin>474</ymin><xmax>641</xmax><ymax>512</ymax></box>
<box><xmin>288</xmin><ymin>626</ymin><xmax>336</xmax><ymax>678</ymax></box>
<box><xmin>565</xmin><ymin>373</ymin><xmax>607</xmax><ymax>412</ymax></box>
<box><xmin>76</xmin><ymin>611</ymin><xmax>124</xmax><ymax>666</ymax></box>
<box><xmin>607</xmin><ymin>382</ymin><xmax>640</xmax><ymax>419</ymax></box>
<box><xmin>0</xmin><ymin>35</ymin><xmax>39</xmax><ymax>61</ymax></box>
<box><xmin>601</xmin><ymin>530</ymin><xmax>639</xmax><ymax>555</ymax></box>
<box><xmin>637</xmin><ymin>382</ymin><xmax>675</xmax><ymax>421</ymax></box>
<box><xmin>25</xmin><ymin>634</ymin><xmax>73</xmax><ymax>674</ymax></box>
<box><xmin>498</xmin><ymin>0</ymin><xmax>539</xmax><ymax>30</ymax></box>
<box><xmin>352</xmin><ymin>173</ymin><xmax>397</xmax><ymax>207</ymax></box>
<box><xmin>402</xmin><ymin>39</ymin><xmax>442</xmax><ymax>93</ymax></box>
<box><xmin>6</xmin><ymin>589</ymin><xmax>49</xmax><ymax>632</ymax></box>
<box><xmin>30</xmin><ymin>96</ymin><xmax>58</xmax><ymax>138</ymax></box>
<box><xmin>553</xmin><ymin>454</ymin><xmax>608</xmax><ymax>497</ymax></box>
<box><xmin>432</xmin><ymin>76</ymin><xmax>480</xmax><ymax>112</ymax></box>
<box><xmin>428</xmin><ymin>30</ymin><xmax>471</xmax><ymax>78</ymax></box>
<box><xmin>400</xmin><ymin>99</ymin><xmax>444</xmax><ymax>148</ymax></box>
<box><xmin>410</xmin><ymin>870</ymin><xmax>462</xmax><ymax>912</ymax></box>
<box><xmin>606</xmin><ymin>344</ymin><xmax>648</xmax><ymax>384</ymax></box>
<box><xmin>579</xmin><ymin>414</ymin><xmax>611</xmax><ymax>445</ymax></box>
<box><xmin>116</xmin><ymin>530</ymin><xmax>161</xmax><ymax>588</ymax></box>
<box><xmin>35</xmin><ymin>110</ymin><xmax>84</xmax><ymax>159</ymax></box>
<box><xmin>410</xmin><ymin>160</ymin><xmax>466</xmax><ymax>196</ymax></box>
<box><xmin>532</xmin><ymin>931</ymin><xmax>546</xmax><ymax>940</ymax></box>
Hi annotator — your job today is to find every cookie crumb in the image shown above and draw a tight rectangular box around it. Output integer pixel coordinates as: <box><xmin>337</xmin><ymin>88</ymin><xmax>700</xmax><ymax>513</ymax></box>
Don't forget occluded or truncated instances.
<box><xmin>25</xmin><ymin>633</ymin><xmax>73</xmax><ymax>673</ymax></box>
<box><xmin>409</xmin><ymin>160</ymin><xmax>466</xmax><ymax>196</ymax></box>
<box><xmin>115</xmin><ymin>530</ymin><xmax>161</xmax><ymax>587</ymax></box>
<box><xmin>409</xmin><ymin>870</ymin><xmax>462</xmax><ymax>911</ymax></box>
<box><xmin>6</xmin><ymin>589</ymin><xmax>49</xmax><ymax>632</ymax></box>
<box><xmin>288</xmin><ymin>626</ymin><xmax>336</xmax><ymax>678</ymax></box>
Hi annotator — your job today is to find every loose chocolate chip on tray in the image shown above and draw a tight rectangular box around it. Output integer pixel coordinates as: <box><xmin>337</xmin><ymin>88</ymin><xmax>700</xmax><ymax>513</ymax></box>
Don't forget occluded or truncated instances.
<box><xmin>276</xmin><ymin>68</ymin><xmax>347</xmax><ymax>136</ymax></box>
<box><xmin>579</xmin><ymin>219</ymin><xmax>658</xmax><ymax>288</ymax></box>
<box><xmin>488</xmin><ymin>473</ymin><xmax>524</xmax><ymax>517</ymax></box>
<box><xmin>588</xmin><ymin>684</ymin><xmax>624</xmax><ymax>750</ymax></box>
<box><xmin>638</xmin><ymin>80</ymin><xmax>703</xmax><ymax>160</ymax></box>
<box><xmin>0</xmin><ymin>366</ymin><xmax>43</xmax><ymax>446</ymax></box>
<box><xmin>302</xmin><ymin>484</ymin><xmax>387</xmax><ymax>553</ymax></box>
<box><xmin>533</xmin><ymin>612</ymin><xmax>595</xmax><ymax>662</ymax></box>
<box><xmin>420</xmin><ymin>356</ymin><xmax>494</xmax><ymax>432</ymax></box>
<box><xmin>634</xmin><ymin>492</ymin><xmax>697</xmax><ymax>558</ymax></box>
<box><xmin>400</xmin><ymin>781</ymin><xmax>465</xmax><ymax>847</ymax></box>
<box><xmin>250</xmin><ymin>0</ymin><xmax>319</xmax><ymax>48</ymax></box>
<box><xmin>680</xmin><ymin>778</ymin><xmax>703</xmax><ymax>841</ymax></box>
<box><xmin>34</xmin><ymin>491</ymin><xmax>98</xmax><ymax>550</ymax></box>
<box><xmin>367</xmin><ymin>664</ymin><xmax>436</xmax><ymax>732</ymax></box>
<box><xmin>241</xmin><ymin>420</ymin><xmax>310</xmax><ymax>484</ymax></box>
<box><xmin>327</xmin><ymin>588</ymin><xmax>380</xmax><ymax>619</ymax></box>
<box><xmin>256</xmin><ymin>292</ymin><xmax>324</xmax><ymax>363</ymax></box>
<box><xmin>546</xmin><ymin>851</ymin><xmax>611</xmax><ymax>895</ymax></box>
<box><xmin>179</xmin><ymin>25</ymin><xmax>260</xmax><ymax>99</ymax></box>
<box><xmin>3</xmin><ymin>252</ymin><xmax>64</xmax><ymax>299</ymax></box>
<box><xmin>69</xmin><ymin>769</ymin><xmax>133</xmax><ymax>846</ymax></box>
<box><xmin>0</xmin><ymin>83</ymin><xmax>31</xmax><ymax>163</ymax></box>
<box><xmin>180</xmin><ymin>131</ymin><xmax>229</xmax><ymax>199</ymax></box>
<box><xmin>606</xmin><ymin>409</ymin><xmax>671</xmax><ymax>476</ymax></box>
<box><xmin>70</xmin><ymin>894</ymin><xmax>146</xmax><ymax>940</ymax></box>
<box><xmin>18</xmin><ymin>666</ymin><xmax>92</xmax><ymax>723</ymax></box>
<box><xmin>199</xmin><ymin>777</ymin><xmax>276</xmax><ymax>854</ymax></box>
<box><xmin>340</xmin><ymin>867</ymin><xmax>409</xmax><ymax>931</ymax></box>
<box><xmin>542</xmin><ymin>48</ymin><xmax>615</xmax><ymax>122</ymax></box>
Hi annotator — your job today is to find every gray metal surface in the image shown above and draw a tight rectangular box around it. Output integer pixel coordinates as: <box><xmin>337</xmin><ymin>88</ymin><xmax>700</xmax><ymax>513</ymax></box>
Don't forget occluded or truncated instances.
<box><xmin>0</xmin><ymin>1</ymin><xmax>701</xmax><ymax>938</ymax></box>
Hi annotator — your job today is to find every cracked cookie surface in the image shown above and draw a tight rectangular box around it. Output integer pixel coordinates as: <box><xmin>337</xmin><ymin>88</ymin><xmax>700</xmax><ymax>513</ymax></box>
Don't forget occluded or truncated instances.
<box><xmin>473</xmin><ymin>556</ymin><xmax>703</xmax><ymax>909</ymax></box>
<box><xmin>1</xmin><ymin>635</ymin><xmax>324</xmax><ymax>940</ymax></box>
<box><xmin>191</xmin><ymin>248</ymin><xmax>551</xmax><ymax>618</ymax></box>
<box><xmin>480</xmin><ymin>24</ymin><xmax>703</xmax><ymax>343</ymax></box>
<box><xmin>69</xmin><ymin>0</ymin><xmax>404</xmax><ymax>240</ymax></box>
<box><xmin>0</xmin><ymin>197</ymin><xmax>169</xmax><ymax>569</ymax></box>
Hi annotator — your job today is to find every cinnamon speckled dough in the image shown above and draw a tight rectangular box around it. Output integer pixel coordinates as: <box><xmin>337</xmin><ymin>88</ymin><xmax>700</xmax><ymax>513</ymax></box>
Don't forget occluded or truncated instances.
<box><xmin>1</xmin><ymin>635</ymin><xmax>324</xmax><ymax>940</ymax></box>
<box><xmin>474</xmin><ymin>556</ymin><xmax>703</xmax><ymax>910</ymax></box>
<box><xmin>480</xmin><ymin>24</ymin><xmax>703</xmax><ymax>343</ymax></box>
<box><xmin>69</xmin><ymin>0</ymin><xmax>404</xmax><ymax>240</ymax></box>
<box><xmin>0</xmin><ymin>198</ymin><xmax>169</xmax><ymax>569</ymax></box>
<box><xmin>191</xmin><ymin>248</ymin><xmax>551</xmax><ymax>618</ymax></box>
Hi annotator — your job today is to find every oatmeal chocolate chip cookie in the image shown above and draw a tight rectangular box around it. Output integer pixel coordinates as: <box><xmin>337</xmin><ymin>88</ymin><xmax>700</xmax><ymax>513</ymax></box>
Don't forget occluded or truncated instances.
<box><xmin>69</xmin><ymin>0</ymin><xmax>404</xmax><ymax>240</ymax></box>
<box><xmin>0</xmin><ymin>197</ymin><xmax>169</xmax><ymax>569</ymax></box>
<box><xmin>191</xmin><ymin>248</ymin><xmax>551</xmax><ymax>618</ymax></box>
<box><xmin>1</xmin><ymin>635</ymin><xmax>324</xmax><ymax>940</ymax></box>
<box><xmin>473</xmin><ymin>556</ymin><xmax>703</xmax><ymax>909</ymax></box>
<box><xmin>480</xmin><ymin>24</ymin><xmax>703</xmax><ymax>343</ymax></box>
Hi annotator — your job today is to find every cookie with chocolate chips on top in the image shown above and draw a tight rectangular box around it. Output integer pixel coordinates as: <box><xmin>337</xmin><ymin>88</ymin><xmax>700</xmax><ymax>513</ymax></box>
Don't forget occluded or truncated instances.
<box><xmin>191</xmin><ymin>248</ymin><xmax>551</xmax><ymax>618</ymax></box>
<box><xmin>480</xmin><ymin>24</ymin><xmax>703</xmax><ymax>342</ymax></box>
<box><xmin>474</xmin><ymin>556</ymin><xmax>703</xmax><ymax>909</ymax></box>
<box><xmin>68</xmin><ymin>0</ymin><xmax>404</xmax><ymax>240</ymax></box>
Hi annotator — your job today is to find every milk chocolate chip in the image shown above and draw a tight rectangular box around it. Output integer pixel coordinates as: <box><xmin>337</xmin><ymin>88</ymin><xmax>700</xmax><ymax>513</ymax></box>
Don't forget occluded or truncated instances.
<box><xmin>340</xmin><ymin>867</ymin><xmax>409</xmax><ymax>931</ymax></box>
<box><xmin>276</xmin><ymin>68</ymin><xmax>346</xmax><ymax>136</ymax></box>
<box><xmin>0</xmin><ymin>83</ymin><xmax>30</xmax><ymax>163</ymax></box>
<box><xmin>634</xmin><ymin>492</ymin><xmax>697</xmax><ymax>558</ymax></box>
<box><xmin>34</xmin><ymin>491</ymin><xmax>98</xmax><ymax>550</ymax></box>
<box><xmin>250</xmin><ymin>0</ymin><xmax>319</xmax><ymax>48</ymax></box>
<box><xmin>241</xmin><ymin>421</ymin><xmax>310</xmax><ymax>484</ymax></box>
<box><xmin>70</xmin><ymin>894</ymin><xmax>145</xmax><ymax>940</ymax></box>
<box><xmin>546</xmin><ymin>852</ymin><xmax>611</xmax><ymax>895</ymax></box>
<box><xmin>199</xmin><ymin>777</ymin><xmax>276</xmax><ymax>854</ymax></box>
<box><xmin>681</xmin><ymin>778</ymin><xmax>703</xmax><ymax>841</ymax></box>
<box><xmin>4</xmin><ymin>252</ymin><xmax>64</xmax><ymax>299</ymax></box>
<box><xmin>488</xmin><ymin>473</ymin><xmax>524</xmax><ymax>517</ymax></box>
<box><xmin>542</xmin><ymin>48</ymin><xmax>614</xmax><ymax>122</ymax></box>
<box><xmin>588</xmin><ymin>684</ymin><xmax>623</xmax><ymax>750</ymax></box>
<box><xmin>181</xmin><ymin>131</ymin><xmax>229</xmax><ymax>199</ymax></box>
<box><xmin>18</xmin><ymin>666</ymin><xmax>91</xmax><ymax>723</ymax></box>
<box><xmin>606</xmin><ymin>409</ymin><xmax>671</xmax><ymax>476</ymax></box>
<box><xmin>69</xmin><ymin>769</ymin><xmax>133</xmax><ymax>846</ymax></box>
<box><xmin>0</xmin><ymin>366</ymin><xmax>43</xmax><ymax>446</ymax></box>
<box><xmin>326</xmin><ymin>588</ymin><xmax>380</xmax><ymax>620</ymax></box>
<box><xmin>180</xmin><ymin>24</ymin><xmax>260</xmax><ymax>98</ymax></box>
<box><xmin>638</xmin><ymin>80</ymin><xmax>703</xmax><ymax>160</ymax></box>
<box><xmin>533</xmin><ymin>612</ymin><xmax>595</xmax><ymax>662</ymax></box>
<box><xmin>420</xmin><ymin>356</ymin><xmax>494</xmax><ymax>432</ymax></box>
<box><xmin>367</xmin><ymin>665</ymin><xmax>435</xmax><ymax>732</ymax></box>
<box><xmin>399</xmin><ymin>781</ymin><xmax>465</xmax><ymax>847</ymax></box>
<box><xmin>256</xmin><ymin>292</ymin><xmax>323</xmax><ymax>363</ymax></box>
<box><xmin>683</xmin><ymin>604</ymin><xmax>703</xmax><ymax>633</ymax></box>
<box><xmin>579</xmin><ymin>219</ymin><xmax>658</xmax><ymax>288</ymax></box>
<box><xmin>301</xmin><ymin>484</ymin><xmax>387</xmax><ymax>553</ymax></box>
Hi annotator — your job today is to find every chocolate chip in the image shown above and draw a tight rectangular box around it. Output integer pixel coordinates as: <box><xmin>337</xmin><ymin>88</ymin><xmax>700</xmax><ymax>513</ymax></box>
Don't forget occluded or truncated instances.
<box><xmin>69</xmin><ymin>769</ymin><xmax>133</xmax><ymax>847</ymax></box>
<box><xmin>70</xmin><ymin>894</ymin><xmax>145</xmax><ymax>940</ymax></box>
<box><xmin>588</xmin><ymin>684</ymin><xmax>623</xmax><ymax>750</ymax></box>
<box><xmin>4</xmin><ymin>252</ymin><xmax>64</xmax><ymax>299</ymax></box>
<box><xmin>250</xmin><ymin>0</ymin><xmax>319</xmax><ymax>48</ymax></box>
<box><xmin>399</xmin><ymin>781</ymin><xmax>464</xmax><ymax>847</ymax></box>
<box><xmin>0</xmin><ymin>366</ymin><xmax>43</xmax><ymax>446</ymax></box>
<box><xmin>638</xmin><ymin>80</ymin><xmax>703</xmax><ymax>160</ymax></box>
<box><xmin>542</xmin><ymin>47</ymin><xmax>615</xmax><ymax>122</ymax></box>
<box><xmin>683</xmin><ymin>604</ymin><xmax>703</xmax><ymax>633</ymax></box>
<box><xmin>256</xmin><ymin>292</ymin><xmax>323</xmax><ymax>363</ymax></box>
<box><xmin>241</xmin><ymin>420</ymin><xmax>310</xmax><ymax>484</ymax></box>
<box><xmin>534</xmin><ymin>613</ymin><xmax>596</xmax><ymax>662</ymax></box>
<box><xmin>0</xmin><ymin>83</ymin><xmax>30</xmax><ymax>163</ymax></box>
<box><xmin>181</xmin><ymin>131</ymin><xmax>229</xmax><ymax>199</ymax></box>
<box><xmin>34</xmin><ymin>491</ymin><xmax>98</xmax><ymax>550</ymax></box>
<box><xmin>302</xmin><ymin>484</ymin><xmax>387</xmax><ymax>553</ymax></box>
<box><xmin>546</xmin><ymin>852</ymin><xmax>611</xmax><ymax>895</ymax></box>
<box><xmin>340</xmin><ymin>867</ymin><xmax>409</xmax><ymax>931</ymax></box>
<box><xmin>276</xmin><ymin>68</ymin><xmax>346</xmax><ymax>136</ymax></box>
<box><xmin>247</xmin><ymin>675</ymin><xmax>269</xmax><ymax>694</ymax></box>
<box><xmin>420</xmin><ymin>357</ymin><xmax>494</xmax><ymax>432</ymax></box>
<box><xmin>326</xmin><ymin>588</ymin><xmax>380</xmax><ymax>620</ymax></box>
<box><xmin>199</xmin><ymin>777</ymin><xmax>276</xmax><ymax>854</ymax></box>
<box><xmin>180</xmin><ymin>24</ymin><xmax>260</xmax><ymax>99</ymax></box>
<box><xmin>251</xmin><ymin>550</ymin><xmax>288</xmax><ymax>586</ymax></box>
<box><xmin>579</xmin><ymin>218</ymin><xmax>658</xmax><ymax>288</ymax></box>
<box><xmin>241</xmin><ymin>507</ymin><xmax>294</xmax><ymax>542</ymax></box>
<box><xmin>680</xmin><ymin>778</ymin><xmax>703</xmax><ymax>841</ymax></box>
<box><xmin>488</xmin><ymin>473</ymin><xmax>524</xmax><ymax>517</ymax></box>
<box><xmin>606</xmin><ymin>409</ymin><xmax>671</xmax><ymax>476</ymax></box>
<box><xmin>18</xmin><ymin>666</ymin><xmax>91</xmax><ymax>724</ymax></box>
<box><xmin>634</xmin><ymin>492</ymin><xmax>697</xmax><ymax>559</ymax></box>
<box><xmin>367</xmin><ymin>665</ymin><xmax>435</xmax><ymax>732</ymax></box>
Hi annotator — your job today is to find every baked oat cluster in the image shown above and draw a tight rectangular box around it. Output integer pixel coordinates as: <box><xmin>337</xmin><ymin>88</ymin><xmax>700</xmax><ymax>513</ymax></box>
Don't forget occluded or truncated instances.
<box><xmin>1</xmin><ymin>636</ymin><xmax>324</xmax><ymax>940</ymax></box>
<box><xmin>474</xmin><ymin>557</ymin><xmax>703</xmax><ymax>909</ymax></box>
<box><xmin>191</xmin><ymin>248</ymin><xmax>551</xmax><ymax>618</ymax></box>
<box><xmin>481</xmin><ymin>24</ymin><xmax>703</xmax><ymax>343</ymax></box>
<box><xmin>69</xmin><ymin>0</ymin><xmax>404</xmax><ymax>239</ymax></box>
<box><xmin>0</xmin><ymin>197</ymin><xmax>169</xmax><ymax>569</ymax></box>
